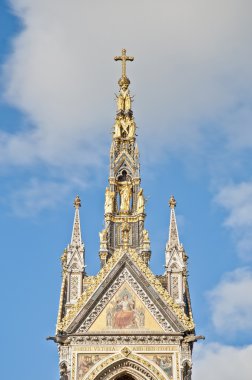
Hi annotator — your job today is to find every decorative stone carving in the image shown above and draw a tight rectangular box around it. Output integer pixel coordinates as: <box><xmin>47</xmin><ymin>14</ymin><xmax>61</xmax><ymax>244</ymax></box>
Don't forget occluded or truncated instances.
<box><xmin>77</xmin><ymin>268</ymin><xmax>172</xmax><ymax>333</ymax></box>
<box><xmin>70</xmin><ymin>335</ymin><xmax>181</xmax><ymax>345</ymax></box>
<box><xmin>171</xmin><ymin>275</ymin><xmax>179</xmax><ymax>300</ymax></box>
<box><xmin>59</xmin><ymin>346</ymin><xmax>70</xmax><ymax>364</ymax></box>
<box><xmin>86</xmin><ymin>354</ymin><xmax>167</xmax><ymax>380</ymax></box>
<box><xmin>70</xmin><ymin>275</ymin><xmax>79</xmax><ymax>301</ymax></box>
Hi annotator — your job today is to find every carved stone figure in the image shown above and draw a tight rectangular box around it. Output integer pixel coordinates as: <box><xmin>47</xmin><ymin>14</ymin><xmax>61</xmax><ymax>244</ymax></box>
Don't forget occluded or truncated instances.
<box><xmin>117</xmin><ymin>87</ymin><xmax>131</xmax><ymax>112</ymax></box>
<box><xmin>60</xmin><ymin>363</ymin><xmax>68</xmax><ymax>380</ymax></box>
<box><xmin>127</xmin><ymin>117</ymin><xmax>136</xmax><ymax>138</ymax></box>
<box><xmin>99</xmin><ymin>229</ymin><xmax>108</xmax><ymax>252</ymax></box>
<box><xmin>99</xmin><ymin>229</ymin><xmax>107</xmax><ymax>243</ymax></box>
<box><xmin>143</xmin><ymin>229</ymin><xmax>150</xmax><ymax>241</ymax></box>
<box><xmin>119</xmin><ymin>182</ymin><xmax>132</xmax><ymax>212</ymax></box>
<box><xmin>121</xmin><ymin>221</ymin><xmax>131</xmax><ymax>246</ymax></box>
<box><xmin>114</xmin><ymin>115</ymin><xmax>135</xmax><ymax>140</ymax></box>
<box><xmin>120</xmin><ymin>117</ymin><xmax>128</xmax><ymax>136</ymax></box>
<box><xmin>183</xmin><ymin>362</ymin><xmax>192</xmax><ymax>380</ymax></box>
<box><xmin>114</xmin><ymin>119</ymin><xmax>121</xmax><ymax>138</ymax></box>
<box><xmin>137</xmin><ymin>188</ymin><xmax>145</xmax><ymax>213</ymax></box>
<box><xmin>105</xmin><ymin>188</ymin><xmax>115</xmax><ymax>214</ymax></box>
<box><xmin>185</xmin><ymin>367</ymin><xmax>192</xmax><ymax>380</ymax></box>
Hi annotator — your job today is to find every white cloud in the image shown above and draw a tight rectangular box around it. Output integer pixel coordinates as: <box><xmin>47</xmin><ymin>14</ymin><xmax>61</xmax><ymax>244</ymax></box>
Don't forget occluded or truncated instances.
<box><xmin>194</xmin><ymin>342</ymin><xmax>252</xmax><ymax>380</ymax></box>
<box><xmin>1</xmin><ymin>0</ymin><xmax>252</xmax><ymax>169</ymax></box>
<box><xmin>10</xmin><ymin>178</ymin><xmax>74</xmax><ymax>216</ymax></box>
<box><xmin>208</xmin><ymin>268</ymin><xmax>252</xmax><ymax>335</ymax></box>
<box><xmin>215</xmin><ymin>182</ymin><xmax>252</xmax><ymax>259</ymax></box>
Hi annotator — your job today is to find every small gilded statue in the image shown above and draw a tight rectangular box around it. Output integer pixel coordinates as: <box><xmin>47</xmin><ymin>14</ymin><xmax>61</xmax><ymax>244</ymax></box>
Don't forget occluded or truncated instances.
<box><xmin>127</xmin><ymin>117</ymin><xmax>136</xmax><ymax>139</ymax></box>
<box><xmin>113</xmin><ymin>115</ymin><xmax>136</xmax><ymax>140</ymax></box>
<box><xmin>143</xmin><ymin>229</ymin><xmax>150</xmax><ymax>241</ymax></box>
<box><xmin>117</xmin><ymin>85</ymin><xmax>132</xmax><ymax>113</ymax></box>
<box><xmin>119</xmin><ymin>181</ymin><xmax>132</xmax><ymax>213</ymax></box>
<box><xmin>99</xmin><ymin>229</ymin><xmax>107</xmax><ymax>243</ymax></box>
<box><xmin>105</xmin><ymin>187</ymin><xmax>115</xmax><ymax>214</ymax></box>
<box><xmin>137</xmin><ymin>188</ymin><xmax>145</xmax><ymax>213</ymax></box>
<box><xmin>113</xmin><ymin>118</ymin><xmax>121</xmax><ymax>138</ymax></box>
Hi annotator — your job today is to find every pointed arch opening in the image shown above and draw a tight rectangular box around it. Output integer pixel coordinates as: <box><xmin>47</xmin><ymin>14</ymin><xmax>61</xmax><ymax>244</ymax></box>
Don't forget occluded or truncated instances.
<box><xmin>90</xmin><ymin>355</ymin><xmax>166</xmax><ymax>380</ymax></box>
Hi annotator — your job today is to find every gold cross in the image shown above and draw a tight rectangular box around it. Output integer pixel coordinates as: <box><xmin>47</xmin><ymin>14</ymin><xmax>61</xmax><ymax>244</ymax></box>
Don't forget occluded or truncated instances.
<box><xmin>114</xmin><ymin>49</ymin><xmax>134</xmax><ymax>77</ymax></box>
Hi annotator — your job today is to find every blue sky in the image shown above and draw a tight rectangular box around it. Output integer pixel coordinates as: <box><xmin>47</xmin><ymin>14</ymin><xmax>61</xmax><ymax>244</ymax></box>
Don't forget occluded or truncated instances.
<box><xmin>1</xmin><ymin>1</ymin><xmax>252</xmax><ymax>379</ymax></box>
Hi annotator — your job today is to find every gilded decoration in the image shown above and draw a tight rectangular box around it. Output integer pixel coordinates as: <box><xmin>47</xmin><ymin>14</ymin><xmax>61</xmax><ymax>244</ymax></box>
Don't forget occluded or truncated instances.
<box><xmin>137</xmin><ymin>188</ymin><xmax>145</xmax><ymax>214</ymax></box>
<box><xmin>118</xmin><ymin>181</ymin><xmax>132</xmax><ymax>213</ymax></box>
<box><xmin>114</xmin><ymin>49</ymin><xmax>134</xmax><ymax>76</ymax></box>
<box><xmin>72</xmin><ymin>345</ymin><xmax>179</xmax><ymax>352</ymax></box>
<box><xmin>104</xmin><ymin>188</ymin><xmax>115</xmax><ymax>214</ymax></box>
<box><xmin>57</xmin><ymin>248</ymin><xmax>194</xmax><ymax>332</ymax></box>
<box><xmin>85</xmin><ymin>352</ymin><xmax>168</xmax><ymax>380</ymax></box>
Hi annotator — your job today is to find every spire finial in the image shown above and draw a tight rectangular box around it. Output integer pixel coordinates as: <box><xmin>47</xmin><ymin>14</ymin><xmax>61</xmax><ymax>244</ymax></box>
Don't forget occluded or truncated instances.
<box><xmin>169</xmin><ymin>195</ymin><xmax>176</xmax><ymax>209</ymax></box>
<box><xmin>71</xmin><ymin>196</ymin><xmax>83</xmax><ymax>246</ymax></box>
<box><xmin>114</xmin><ymin>49</ymin><xmax>134</xmax><ymax>88</ymax></box>
<box><xmin>167</xmin><ymin>195</ymin><xmax>180</xmax><ymax>247</ymax></box>
<box><xmin>74</xmin><ymin>195</ymin><xmax>81</xmax><ymax>209</ymax></box>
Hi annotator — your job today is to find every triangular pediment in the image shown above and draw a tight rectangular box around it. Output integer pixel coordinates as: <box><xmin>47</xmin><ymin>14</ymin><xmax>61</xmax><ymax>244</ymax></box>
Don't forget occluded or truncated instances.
<box><xmin>57</xmin><ymin>249</ymin><xmax>194</xmax><ymax>334</ymax></box>
<box><xmin>68</xmin><ymin>248</ymin><xmax>84</xmax><ymax>271</ymax></box>
<box><xmin>87</xmin><ymin>279</ymin><xmax>165</xmax><ymax>333</ymax></box>
<box><xmin>166</xmin><ymin>247</ymin><xmax>184</xmax><ymax>270</ymax></box>
<box><xmin>114</xmin><ymin>152</ymin><xmax>136</xmax><ymax>176</ymax></box>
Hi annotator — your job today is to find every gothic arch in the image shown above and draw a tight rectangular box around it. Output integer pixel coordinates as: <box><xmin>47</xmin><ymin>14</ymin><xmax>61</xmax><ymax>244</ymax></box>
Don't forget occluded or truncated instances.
<box><xmin>114</xmin><ymin>374</ymin><xmax>137</xmax><ymax>380</ymax></box>
<box><xmin>86</xmin><ymin>353</ymin><xmax>168</xmax><ymax>380</ymax></box>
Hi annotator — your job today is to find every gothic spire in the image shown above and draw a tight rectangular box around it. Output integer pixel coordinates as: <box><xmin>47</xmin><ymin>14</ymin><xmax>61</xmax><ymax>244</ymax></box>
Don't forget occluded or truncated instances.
<box><xmin>71</xmin><ymin>195</ymin><xmax>83</xmax><ymax>247</ymax></box>
<box><xmin>165</xmin><ymin>195</ymin><xmax>187</xmax><ymax>305</ymax></box>
<box><xmin>62</xmin><ymin>195</ymin><xmax>85</xmax><ymax>308</ymax></box>
<box><xmin>167</xmin><ymin>195</ymin><xmax>180</xmax><ymax>248</ymax></box>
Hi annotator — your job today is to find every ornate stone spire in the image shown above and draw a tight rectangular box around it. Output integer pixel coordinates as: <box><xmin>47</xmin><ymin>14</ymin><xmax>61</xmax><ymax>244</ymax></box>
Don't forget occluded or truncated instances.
<box><xmin>99</xmin><ymin>49</ymin><xmax>150</xmax><ymax>266</ymax></box>
<box><xmin>61</xmin><ymin>196</ymin><xmax>86</xmax><ymax>309</ymax></box>
<box><xmin>165</xmin><ymin>195</ymin><xmax>187</xmax><ymax>305</ymax></box>
<box><xmin>167</xmin><ymin>195</ymin><xmax>180</xmax><ymax>247</ymax></box>
<box><xmin>71</xmin><ymin>195</ymin><xmax>83</xmax><ymax>247</ymax></box>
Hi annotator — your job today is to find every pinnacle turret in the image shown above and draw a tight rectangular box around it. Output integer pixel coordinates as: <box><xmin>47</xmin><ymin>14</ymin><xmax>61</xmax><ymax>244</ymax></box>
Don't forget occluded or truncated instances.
<box><xmin>167</xmin><ymin>195</ymin><xmax>180</xmax><ymax>248</ymax></box>
<box><xmin>165</xmin><ymin>195</ymin><xmax>187</xmax><ymax>305</ymax></box>
<box><xmin>71</xmin><ymin>195</ymin><xmax>83</xmax><ymax>247</ymax></box>
<box><xmin>62</xmin><ymin>196</ymin><xmax>86</xmax><ymax>309</ymax></box>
